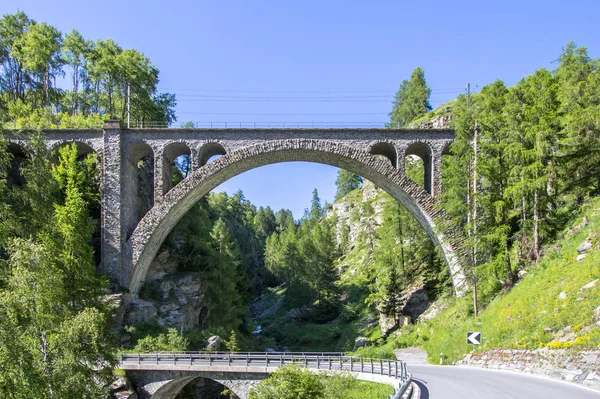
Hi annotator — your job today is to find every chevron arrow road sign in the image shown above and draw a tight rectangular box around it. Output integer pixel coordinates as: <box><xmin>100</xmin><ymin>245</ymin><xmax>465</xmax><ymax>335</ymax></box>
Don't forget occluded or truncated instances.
<box><xmin>467</xmin><ymin>332</ymin><xmax>481</xmax><ymax>345</ymax></box>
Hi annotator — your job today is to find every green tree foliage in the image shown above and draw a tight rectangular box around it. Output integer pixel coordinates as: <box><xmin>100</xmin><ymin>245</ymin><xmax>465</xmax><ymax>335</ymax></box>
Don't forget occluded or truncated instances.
<box><xmin>0</xmin><ymin>139</ymin><xmax>114</xmax><ymax>398</ymax></box>
<box><xmin>389</xmin><ymin>67</ymin><xmax>432</xmax><ymax>127</ymax></box>
<box><xmin>203</xmin><ymin>218</ymin><xmax>246</xmax><ymax>331</ymax></box>
<box><xmin>133</xmin><ymin>328</ymin><xmax>188</xmax><ymax>353</ymax></box>
<box><xmin>334</xmin><ymin>169</ymin><xmax>363</xmax><ymax>201</ymax></box>
<box><xmin>0</xmin><ymin>11</ymin><xmax>176</xmax><ymax>127</ymax></box>
<box><xmin>439</xmin><ymin>42</ymin><xmax>600</xmax><ymax>311</ymax></box>
<box><xmin>226</xmin><ymin>329</ymin><xmax>240</xmax><ymax>352</ymax></box>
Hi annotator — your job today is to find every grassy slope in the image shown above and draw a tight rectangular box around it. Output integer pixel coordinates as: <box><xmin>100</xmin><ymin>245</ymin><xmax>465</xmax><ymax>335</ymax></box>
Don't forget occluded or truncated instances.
<box><xmin>408</xmin><ymin>100</ymin><xmax>455</xmax><ymax>128</ymax></box>
<box><xmin>388</xmin><ymin>197</ymin><xmax>600</xmax><ymax>363</ymax></box>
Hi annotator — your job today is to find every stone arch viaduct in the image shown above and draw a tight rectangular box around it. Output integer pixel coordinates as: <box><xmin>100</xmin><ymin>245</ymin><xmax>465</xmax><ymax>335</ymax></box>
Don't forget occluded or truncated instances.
<box><xmin>7</xmin><ymin>120</ymin><xmax>467</xmax><ymax>296</ymax></box>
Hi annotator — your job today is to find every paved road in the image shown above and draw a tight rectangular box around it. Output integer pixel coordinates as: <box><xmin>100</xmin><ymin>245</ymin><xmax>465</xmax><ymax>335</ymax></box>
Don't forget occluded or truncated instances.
<box><xmin>395</xmin><ymin>348</ymin><xmax>600</xmax><ymax>398</ymax></box>
<box><xmin>410</xmin><ymin>364</ymin><xmax>600</xmax><ymax>398</ymax></box>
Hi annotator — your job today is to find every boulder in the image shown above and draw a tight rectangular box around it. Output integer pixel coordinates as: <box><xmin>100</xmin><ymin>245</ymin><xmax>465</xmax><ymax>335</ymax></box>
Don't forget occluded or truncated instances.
<box><xmin>576</xmin><ymin>253</ymin><xmax>587</xmax><ymax>261</ymax></box>
<box><xmin>518</xmin><ymin>270</ymin><xmax>528</xmax><ymax>279</ymax></box>
<box><xmin>580</xmin><ymin>279</ymin><xmax>598</xmax><ymax>292</ymax></box>
<box><xmin>577</xmin><ymin>241</ymin><xmax>593</xmax><ymax>254</ymax></box>
<box><xmin>559</xmin><ymin>292</ymin><xmax>567</xmax><ymax>300</ymax></box>
<box><xmin>379</xmin><ymin>313</ymin><xmax>398</xmax><ymax>336</ymax></box>
<box><xmin>287</xmin><ymin>308</ymin><xmax>301</xmax><ymax>319</ymax></box>
<box><xmin>206</xmin><ymin>335</ymin><xmax>224</xmax><ymax>351</ymax></box>
<box><xmin>353</xmin><ymin>337</ymin><xmax>371</xmax><ymax>352</ymax></box>
<box><xmin>110</xmin><ymin>377</ymin><xmax>127</xmax><ymax>392</ymax></box>
<box><xmin>593</xmin><ymin>306</ymin><xmax>600</xmax><ymax>323</ymax></box>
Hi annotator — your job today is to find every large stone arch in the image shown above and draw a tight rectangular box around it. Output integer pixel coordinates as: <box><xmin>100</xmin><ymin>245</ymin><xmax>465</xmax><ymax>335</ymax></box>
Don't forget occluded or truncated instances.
<box><xmin>125</xmin><ymin>139</ymin><xmax>467</xmax><ymax>295</ymax></box>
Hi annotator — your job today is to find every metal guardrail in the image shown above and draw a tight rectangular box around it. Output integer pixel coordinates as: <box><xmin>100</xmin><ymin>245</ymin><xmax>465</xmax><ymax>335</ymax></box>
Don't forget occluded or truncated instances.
<box><xmin>119</xmin><ymin>351</ymin><xmax>412</xmax><ymax>399</ymax></box>
<box><xmin>131</xmin><ymin>121</ymin><xmax>399</xmax><ymax>129</ymax></box>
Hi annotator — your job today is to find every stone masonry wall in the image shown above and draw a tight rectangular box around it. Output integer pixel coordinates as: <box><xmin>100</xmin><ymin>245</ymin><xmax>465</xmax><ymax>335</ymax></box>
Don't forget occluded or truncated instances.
<box><xmin>456</xmin><ymin>348</ymin><xmax>600</xmax><ymax>390</ymax></box>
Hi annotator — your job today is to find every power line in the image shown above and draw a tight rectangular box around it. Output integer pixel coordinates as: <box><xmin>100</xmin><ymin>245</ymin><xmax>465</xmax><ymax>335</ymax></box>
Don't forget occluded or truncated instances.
<box><xmin>161</xmin><ymin>88</ymin><xmax>465</xmax><ymax>94</ymax></box>
<box><xmin>177</xmin><ymin>112</ymin><xmax>387</xmax><ymax>116</ymax></box>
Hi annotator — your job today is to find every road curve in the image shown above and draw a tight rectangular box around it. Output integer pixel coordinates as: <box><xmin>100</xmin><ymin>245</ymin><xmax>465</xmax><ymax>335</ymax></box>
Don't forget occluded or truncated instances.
<box><xmin>409</xmin><ymin>364</ymin><xmax>600</xmax><ymax>399</ymax></box>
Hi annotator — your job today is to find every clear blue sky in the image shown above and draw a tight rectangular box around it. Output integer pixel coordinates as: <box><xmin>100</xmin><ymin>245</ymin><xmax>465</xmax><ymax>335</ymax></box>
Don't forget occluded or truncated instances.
<box><xmin>2</xmin><ymin>0</ymin><xmax>598</xmax><ymax>218</ymax></box>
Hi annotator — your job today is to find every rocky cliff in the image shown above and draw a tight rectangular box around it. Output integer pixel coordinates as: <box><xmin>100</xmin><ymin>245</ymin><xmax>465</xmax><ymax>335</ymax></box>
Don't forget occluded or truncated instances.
<box><xmin>124</xmin><ymin>249</ymin><xmax>209</xmax><ymax>332</ymax></box>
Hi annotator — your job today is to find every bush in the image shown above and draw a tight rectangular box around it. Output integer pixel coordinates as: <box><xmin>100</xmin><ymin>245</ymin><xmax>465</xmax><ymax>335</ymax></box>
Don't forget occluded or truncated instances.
<box><xmin>133</xmin><ymin>328</ymin><xmax>188</xmax><ymax>352</ymax></box>
<box><xmin>249</xmin><ymin>366</ymin><xmax>393</xmax><ymax>399</ymax></box>
<box><xmin>249</xmin><ymin>365</ymin><xmax>325</xmax><ymax>399</ymax></box>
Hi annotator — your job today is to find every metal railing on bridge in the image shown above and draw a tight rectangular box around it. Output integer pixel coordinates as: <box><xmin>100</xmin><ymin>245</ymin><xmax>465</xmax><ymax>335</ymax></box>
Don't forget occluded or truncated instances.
<box><xmin>119</xmin><ymin>351</ymin><xmax>412</xmax><ymax>399</ymax></box>
<box><xmin>128</xmin><ymin>121</ymin><xmax>402</xmax><ymax>129</ymax></box>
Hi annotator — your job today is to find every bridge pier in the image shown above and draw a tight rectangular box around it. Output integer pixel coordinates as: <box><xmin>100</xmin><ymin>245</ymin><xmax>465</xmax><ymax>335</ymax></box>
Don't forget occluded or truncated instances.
<box><xmin>100</xmin><ymin>120</ymin><xmax>126</xmax><ymax>286</ymax></box>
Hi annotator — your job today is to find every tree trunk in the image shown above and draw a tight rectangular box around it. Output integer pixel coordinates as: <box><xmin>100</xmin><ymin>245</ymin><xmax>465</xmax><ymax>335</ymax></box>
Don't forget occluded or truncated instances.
<box><xmin>533</xmin><ymin>188</ymin><xmax>540</xmax><ymax>262</ymax></box>
<box><xmin>73</xmin><ymin>65</ymin><xmax>79</xmax><ymax>114</ymax></box>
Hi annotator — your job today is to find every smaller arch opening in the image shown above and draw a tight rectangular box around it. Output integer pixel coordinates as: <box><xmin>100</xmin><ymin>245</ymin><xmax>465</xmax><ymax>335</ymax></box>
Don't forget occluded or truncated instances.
<box><xmin>6</xmin><ymin>143</ymin><xmax>29</xmax><ymax>188</ymax></box>
<box><xmin>440</xmin><ymin>141</ymin><xmax>453</xmax><ymax>195</ymax></box>
<box><xmin>125</xmin><ymin>142</ymin><xmax>155</xmax><ymax>238</ymax></box>
<box><xmin>199</xmin><ymin>142</ymin><xmax>227</xmax><ymax>166</ymax></box>
<box><xmin>405</xmin><ymin>141</ymin><xmax>433</xmax><ymax>194</ymax></box>
<box><xmin>369</xmin><ymin>142</ymin><xmax>397</xmax><ymax>168</ymax></box>
<box><xmin>52</xmin><ymin>141</ymin><xmax>96</xmax><ymax>160</ymax></box>
<box><xmin>163</xmin><ymin>142</ymin><xmax>192</xmax><ymax>191</ymax></box>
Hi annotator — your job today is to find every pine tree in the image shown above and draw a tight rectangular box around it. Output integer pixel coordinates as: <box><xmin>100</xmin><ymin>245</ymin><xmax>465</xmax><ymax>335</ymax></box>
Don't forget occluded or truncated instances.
<box><xmin>389</xmin><ymin>67</ymin><xmax>432</xmax><ymax>127</ymax></box>
<box><xmin>226</xmin><ymin>330</ymin><xmax>240</xmax><ymax>352</ymax></box>
<box><xmin>334</xmin><ymin>169</ymin><xmax>363</xmax><ymax>200</ymax></box>
<box><xmin>204</xmin><ymin>219</ymin><xmax>246</xmax><ymax>330</ymax></box>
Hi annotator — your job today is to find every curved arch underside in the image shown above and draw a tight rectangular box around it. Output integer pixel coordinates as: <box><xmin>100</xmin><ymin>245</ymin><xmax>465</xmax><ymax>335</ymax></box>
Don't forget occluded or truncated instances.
<box><xmin>126</xmin><ymin>139</ymin><xmax>467</xmax><ymax>295</ymax></box>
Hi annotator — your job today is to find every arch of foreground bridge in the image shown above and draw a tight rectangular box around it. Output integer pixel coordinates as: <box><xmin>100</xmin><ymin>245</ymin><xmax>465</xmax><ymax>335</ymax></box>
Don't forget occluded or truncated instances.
<box><xmin>125</xmin><ymin>139</ymin><xmax>467</xmax><ymax>296</ymax></box>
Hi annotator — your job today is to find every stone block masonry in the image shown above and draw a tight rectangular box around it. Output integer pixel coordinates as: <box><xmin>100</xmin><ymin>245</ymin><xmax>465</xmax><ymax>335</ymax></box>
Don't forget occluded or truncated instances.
<box><xmin>457</xmin><ymin>348</ymin><xmax>600</xmax><ymax>390</ymax></box>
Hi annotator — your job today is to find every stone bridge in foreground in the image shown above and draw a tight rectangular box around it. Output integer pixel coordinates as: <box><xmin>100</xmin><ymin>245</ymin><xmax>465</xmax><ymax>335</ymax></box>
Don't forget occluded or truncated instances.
<box><xmin>7</xmin><ymin>121</ymin><xmax>467</xmax><ymax>295</ymax></box>
<box><xmin>119</xmin><ymin>352</ymin><xmax>412</xmax><ymax>399</ymax></box>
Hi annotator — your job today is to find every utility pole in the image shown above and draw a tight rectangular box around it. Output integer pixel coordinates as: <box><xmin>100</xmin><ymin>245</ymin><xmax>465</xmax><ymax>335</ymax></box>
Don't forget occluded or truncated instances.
<box><xmin>466</xmin><ymin>82</ymin><xmax>479</xmax><ymax>317</ymax></box>
<box><xmin>466</xmin><ymin>83</ymin><xmax>472</xmax><ymax>109</ymax></box>
<box><xmin>127</xmin><ymin>84</ymin><xmax>131</xmax><ymax>129</ymax></box>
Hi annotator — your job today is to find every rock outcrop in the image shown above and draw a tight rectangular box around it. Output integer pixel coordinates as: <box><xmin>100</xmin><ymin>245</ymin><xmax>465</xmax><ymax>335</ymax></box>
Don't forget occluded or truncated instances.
<box><xmin>124</xmin><ymin>249</ymin><xmax>208</xmax><ymax>332</ymax></box>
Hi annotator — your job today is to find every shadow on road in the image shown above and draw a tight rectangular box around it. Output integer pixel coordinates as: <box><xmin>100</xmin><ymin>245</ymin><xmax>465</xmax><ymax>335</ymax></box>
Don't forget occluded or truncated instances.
<box><xmin>414</xmin><ymin>379</ymin><xmax>429</xmax><ymax>399</ymax></box>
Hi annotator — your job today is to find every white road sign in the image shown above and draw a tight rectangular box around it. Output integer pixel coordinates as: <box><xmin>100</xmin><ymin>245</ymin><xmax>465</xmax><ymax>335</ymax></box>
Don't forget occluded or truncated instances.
<box><xmin>467</xmin><ymin>332</ymin><xmax>481</xmax><ymax>345</ymax></box>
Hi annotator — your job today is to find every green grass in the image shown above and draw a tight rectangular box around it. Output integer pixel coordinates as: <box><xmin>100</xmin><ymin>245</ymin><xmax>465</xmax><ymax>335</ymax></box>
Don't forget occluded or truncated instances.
<box><xmin>408</xmin><ymin>100</ymin><xmax>455</xmax><ymax>128</ymax></box>
<box><xmin>388</xmin><ymin>197</ymin><xmax>600</xmax><ymax>363</ymax></box>
<box><xmin>322</xmin><ymin>373</ymin><xmax>393</xmax><ymax>398</ymax></box>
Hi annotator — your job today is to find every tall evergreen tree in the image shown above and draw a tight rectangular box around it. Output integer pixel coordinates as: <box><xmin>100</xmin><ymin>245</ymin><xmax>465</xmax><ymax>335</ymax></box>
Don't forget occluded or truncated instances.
<box><xmin>334</xmin><ymin>169</ymin><xmax>363</xmax><ymax>200</ymax></box>
<box><xmin>389</xmin><ymin>67</ymin><xmax>432</xmax><ymax>127</ymax></box>
<box><xmin>204</xmin><ymin>218</ymin><xmax>246</xmax><ymax>330</ymax></box>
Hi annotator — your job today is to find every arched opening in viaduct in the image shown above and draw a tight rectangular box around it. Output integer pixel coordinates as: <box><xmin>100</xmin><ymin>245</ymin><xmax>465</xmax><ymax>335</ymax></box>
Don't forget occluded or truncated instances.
<box><xmin>6</xmin><ymin>142</ymin><xmax>29</xmax><ymax>188</ymax></box>
<box><xmin>198</xmin><ymin>142</ymin><xmax>227</xmax><ymax>166</ymax></box>
<box><xmin>405</xmin><ymin>141</ymin><xmax>433</xmax><ymax>194</ymax></box>
<box><xmin>440</xmin><ymin>142</ymin><xmax>453</xmax><ymax>195</ymax></box>
<box><xmin>160</xmin><ymin>141</ymin><xmax>192</xmax><ymax>196</ymax></box>
<box><xmin>369</xmin><ymin>141</ymin><xmax>398</xmax><ymax>168</ymax></box>
<box><xmin>125</xmin><ymin>139</ymin><xmax>467</xmax><ymax>296</ymax></box>
<box><xmin>124</xmin><ymin>141</ymin><xmax>155</xmax><ymax>239</ymax></box>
